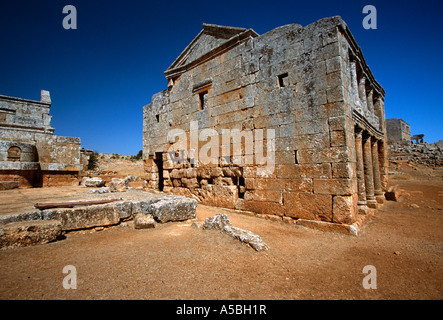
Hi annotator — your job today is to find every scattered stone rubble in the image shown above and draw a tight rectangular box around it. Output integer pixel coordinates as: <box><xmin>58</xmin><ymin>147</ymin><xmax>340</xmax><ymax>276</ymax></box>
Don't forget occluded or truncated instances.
<box><xmin>199</xmin><ymin>213</ymin><xmax>268</xmax><ymax>251</ymax></box>
<box><xmin>82</xmin><ymin>175</ymin><xmax>142</xmax><ymax>193</ymax></box>
<box><xmin>389</xmin><ymin>142</ymin><xmax>443</xmax><ymax>166</ymax></box>
<box><xmin>0</xmin><ymin>193</ymin><xmax>197</xmax><ymax>249</ymax></box>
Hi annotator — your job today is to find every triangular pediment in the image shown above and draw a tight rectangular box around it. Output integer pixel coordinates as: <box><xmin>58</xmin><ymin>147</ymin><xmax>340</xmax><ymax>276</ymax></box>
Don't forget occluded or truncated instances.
<box><xmin>165</xmin><ymin>23</ymin><xmax>259</xmax><ymax>78</ymax></box>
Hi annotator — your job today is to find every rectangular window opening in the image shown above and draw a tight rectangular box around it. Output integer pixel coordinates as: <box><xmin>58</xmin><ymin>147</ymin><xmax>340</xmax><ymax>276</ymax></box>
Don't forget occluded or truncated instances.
<box><xmin>199</xmin><ymin>91</ymin><xmax>208</xmax><ymax>110</ymax></box>
<box><xmin>278</xmin><ymin>73</ymin><xmax>289</xmax><ymax>88</ymax></box>
<box><xmin>154</xmin><ymin>152</ymin><xmax>164</xmax><ymax>191</ymax></box>
<box><xmin>155</xmin><ymin>114</ymin><xmax>160</xmax><ymax>123</ymax></box>
<box><xmin>238</xmin><ymin>176</ymin><xmax>245</xmax><ymax>199</ymax></box>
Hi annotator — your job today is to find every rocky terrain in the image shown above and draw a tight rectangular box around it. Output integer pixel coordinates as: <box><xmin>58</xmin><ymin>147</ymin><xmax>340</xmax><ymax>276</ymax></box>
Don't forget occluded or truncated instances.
<box><xmin>389</xmin><ymin>142</ymin><xmax>443</xmax><ymax>166</ymax></box>
<box><xmin>0</xmin><ymin>155</ymin><xmax>441</xmax><ymax>300</ymax></box>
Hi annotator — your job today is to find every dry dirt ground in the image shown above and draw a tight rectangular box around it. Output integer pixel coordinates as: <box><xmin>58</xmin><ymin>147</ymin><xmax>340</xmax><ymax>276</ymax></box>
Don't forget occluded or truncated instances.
<box><xmin>0</xmin><ymin>163</ymin><xmax>442</xmax><ymax>300</ymax></box>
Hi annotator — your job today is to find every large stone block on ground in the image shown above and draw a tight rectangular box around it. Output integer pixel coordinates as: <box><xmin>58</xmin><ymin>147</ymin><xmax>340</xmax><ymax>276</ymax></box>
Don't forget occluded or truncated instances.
<box><xmin>221</xmin><ymin>225</ymin><xmax>268</xmax><ymax>251</ymax></box>
<box><xmin>0</xmin><ymin>220</ymin><xmax>62</xmax><ymax>248</ymax></box>
<box><xmin>109</xmin><ymin>178</ymin><xmax>128</xmax><ymax>192</ymax></box>
<box><xmin>0</xmin><ymin>181</ymin><xmax>19</xmax><ymax>190</ymax></box>
<box><xmin>148</xmin><ymin>197</ymin><xmax>197</xmax><ymax>223</ymax></box>
<box><xmin>84</xmin><ymin>177</ymin><xmax>106</xmax><ymax>188</ymax></box>
<box><xmin>385</xmin><ymin>184</ymin><xmax>401</xmax><ymax>201</ymax></box>
<box><xmin>44</xmin><ymin>203</ymin><xmax>120</xmax><ymax>231</ymax></box>
<box><xmin>134</xmin><ymin>213</ymin><xmax>156</xmax><ymax>229</ymax></box>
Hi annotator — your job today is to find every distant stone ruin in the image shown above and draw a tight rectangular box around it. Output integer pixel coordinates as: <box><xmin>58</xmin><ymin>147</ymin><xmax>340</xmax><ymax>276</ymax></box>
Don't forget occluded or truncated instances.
<box><xmin>0</xmin><ymin>90</ymin><xmax>85</xmax><ymax>188</ymax></box>
<box><xmin>143</xmin><ymin>16</ymin><xmax>389</xmax><ymax>228</ymax></box>
<box><xmin>389</xmin><ymin>142</ymin><xmax>443</xmax><ymax>166</ymax></box>
<box><xmin>386</xmin><ymin>118</ymin><xmax>411</xmax><ymax>144</ymax></box>
<box><xmin>411</xmin><ymin>134</ymin><xmax>424</xmax><ymax>144</ymax></box>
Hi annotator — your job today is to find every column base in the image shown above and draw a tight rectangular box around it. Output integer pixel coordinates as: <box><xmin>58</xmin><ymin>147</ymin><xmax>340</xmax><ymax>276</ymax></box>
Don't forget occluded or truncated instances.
<box><xmin>358</xmin><ymin>204</ymin><xmax>368</xmax><ymax>215</ymax></box>
<box><xmin>366</xmin><ymin>199</ymin><xmax>378</xmax><ymax>209</ymax></box>
<box><xmin>375</xmin><ymin>195</ymin><xmax>385</xmax><ymax>204</ymax></box>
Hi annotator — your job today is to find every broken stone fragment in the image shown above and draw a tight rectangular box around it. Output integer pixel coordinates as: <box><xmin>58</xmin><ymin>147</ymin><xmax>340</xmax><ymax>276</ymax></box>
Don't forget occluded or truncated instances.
<box><xmin>84</xmin><ymin>177</ymin><xmax>106</xmax><ymax>188</ymax></box>
<box><xmin>385</xmin><ymin>184</ymin><xmax>401</xmax><ymax>201</ymax></box>
<box><xmin>221</xmin><ymin>225</ymin><xmax>268</xmax><ymax>251</ymax></box>
<box><xmin>202</xmin><ymin>213</ymin><xmax>231</xmax><ymax>230</ymax></box>
<box><xmin>148</xmin><ymin>197</ymin><xmax>197</xmax><ymax>223</ymax></box>
<box><xmin>88</xmin><ymin>187</ymin><xmax>109</xmax><ymax>194</ymax></box>
<box><xmin>134</xmin><ymin>213</ymin><xmax>156</xmax><ymax>229</ymax></box>
<box><xmin>108</xmin><ymin>178</ymin><xmax>127</xmax><ymax>192</ymax></box>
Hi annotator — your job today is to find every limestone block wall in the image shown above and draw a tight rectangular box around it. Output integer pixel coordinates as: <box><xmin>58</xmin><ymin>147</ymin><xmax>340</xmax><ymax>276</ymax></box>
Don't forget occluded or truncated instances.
<box><xmin>0</xmin><ymin>92</ymin><xmax>82</xmax><ymax>187</ymax></box>
<box><xmin>386</xmin><ymin>118</ymin><xmax>411</xmax><ymax>144</ymax></box>
<box><xmin>143</xmin><ymin>17</ymin><xmax>387</xmax><ymax>225</ymax></box>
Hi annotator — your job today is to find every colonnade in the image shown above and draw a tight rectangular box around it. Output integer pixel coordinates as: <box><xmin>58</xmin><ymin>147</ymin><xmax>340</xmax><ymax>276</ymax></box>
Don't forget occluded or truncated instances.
<box><xmin>354</xmin><ymin>126</ymin><xmax>385</xmax><ymax>210</ymax></box>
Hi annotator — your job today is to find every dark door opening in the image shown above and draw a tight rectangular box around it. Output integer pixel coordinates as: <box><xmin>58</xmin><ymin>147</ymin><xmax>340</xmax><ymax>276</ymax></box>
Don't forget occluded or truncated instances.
<box><xmin>154</xmin><ymin>152</ymin><xmax>164</xmax><ymax>191</ymax></box>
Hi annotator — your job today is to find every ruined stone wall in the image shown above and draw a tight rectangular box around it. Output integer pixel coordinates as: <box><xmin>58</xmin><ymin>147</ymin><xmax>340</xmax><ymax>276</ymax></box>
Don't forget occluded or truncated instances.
<box><xmin>386</xmin><ymin>118</ymin><xmax>411</xmax><ymax>144</ymax></box>
<box><xmin>0</xmin><ymin>92</ymin><xmax>82</xmax><ymax>187</ymax></box>
<box><xmin>143</xmin><ymin>17</ymin><xmax>387</xmax><ymax>225</ymax></box>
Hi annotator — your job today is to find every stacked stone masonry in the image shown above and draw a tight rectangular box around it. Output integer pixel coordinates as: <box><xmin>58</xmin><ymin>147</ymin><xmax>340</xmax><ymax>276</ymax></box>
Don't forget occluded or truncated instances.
<box><xmin>386</xmin><ymin>118</ymin><xmax>411</xmax><ymax>144</ymax></box>
<box><xmin>0</xmin><ymin>90</ymin><xmax>84</xmax><ymax>187</ymax></box>
<box><xmin>143</xmin><ymin>17</ymin><xmax>388</xmax><ymax>226</ymax></box>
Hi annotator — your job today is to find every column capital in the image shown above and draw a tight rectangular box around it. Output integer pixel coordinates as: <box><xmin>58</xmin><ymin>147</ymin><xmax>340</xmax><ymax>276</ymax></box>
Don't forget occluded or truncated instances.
<box><xmin>355</xmin><ymin>126</ymin><xmax>364</xmax><ymax>137</ymax></box>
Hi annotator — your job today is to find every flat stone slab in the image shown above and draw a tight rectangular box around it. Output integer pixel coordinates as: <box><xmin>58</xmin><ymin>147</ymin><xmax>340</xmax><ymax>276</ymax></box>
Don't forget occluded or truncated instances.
<box><xmin>0</xmin><ymin>187</ymin><xmax>198</xmax><ymax>247</ymax></box>
<box><xmin>42</xmin><ymin>203</ymin><xmax>121</xmax><ymax>231</ymax></box>
<box><xmin>0</xmin><ymin>219</ymin><xmax>62</xmax><ymax>249</ymax></box>
<box><xmin>296</xmin><ymin>219</ymin><xmax>359</xmax><ymax>236</ymax></box>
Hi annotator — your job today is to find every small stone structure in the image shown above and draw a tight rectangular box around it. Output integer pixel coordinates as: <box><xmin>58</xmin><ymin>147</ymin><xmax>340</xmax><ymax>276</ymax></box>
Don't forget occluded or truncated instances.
<box><xmin>411</xmin><ymin>134</ymin><xmax>424</xmax><ymax>144</ymax></box>
<box><xmin>386</xmin><ymin>118</ymin><xmax>411</xmax><ymax>144</ymax></box>
<box><xmin>0</xmin><ymin>90</ymin><xmax>84</xmax><ymax>188</ymax></box>
<box><xmin>143</xmin><ymin>16</ymin><xmax>388</xmax><ymax>227</ymax></box>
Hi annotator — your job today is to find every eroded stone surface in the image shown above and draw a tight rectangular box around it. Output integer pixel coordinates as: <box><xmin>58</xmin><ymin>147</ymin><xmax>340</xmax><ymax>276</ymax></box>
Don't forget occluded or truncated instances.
<box><xmin>202</xmin><ymin>213</ymin><xmax>231</xmax><ymax>230</ymax></box>
<box><xmin>221</xmin><ymin>225</ymin><xmax>268</xmax><ymax>251</ymax></box>
<box><xmin>142</xmin><ymin>17</ymin><xmax>388</xmax><ymax>226</ymax></box>
<box><xmin>0</xmin><ymin>220</ymin><xmax>62</xmax><ymax>249</ymax></box>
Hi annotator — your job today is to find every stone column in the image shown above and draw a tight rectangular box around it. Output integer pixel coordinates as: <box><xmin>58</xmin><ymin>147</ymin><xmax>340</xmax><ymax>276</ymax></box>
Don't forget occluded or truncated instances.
<box><xmin>363</xmin><ymin>133</ymin><xmax>377</xmax><ymax>208</ymax></box>
<box><xmin>373</xmin><ymin>95</ymin><xmax>383</xmax><ymax>131</ymax></box>
<box><xmin>367</xmin><ymin>89</ymin><xmax>374</xmax><ymax>114</ymax></box>
<box><xmin>355</xmin><ymin>127</ymin><xmax>367</xmax><ymax>208</ymax></box>
<box><xmin>359</xmin><ymin>76</ymin><xmax>368</xmax><ymax>113</ymax></box>
<box><xmin>371</xmin><ymin>137</ymin><xmax>384</xmax><ymax>203</ymax></box>
<box><xmin>350</xmin><ymin>61</ymin><xmax>362</xmax><ymax>111</ymax></box>
<box><xmin>378</xmin><ymin>139</ymin><xmax>389</xmax><ymax>192</ymax></box>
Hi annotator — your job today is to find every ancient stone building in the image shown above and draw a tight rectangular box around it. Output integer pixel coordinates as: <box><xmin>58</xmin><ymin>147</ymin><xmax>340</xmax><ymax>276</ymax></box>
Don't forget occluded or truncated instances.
<box><xmin>0</xmin><ymin>90</ymin><xmax>83</xmax><ymax>188</ymax></box>
<box><xmin>143</xmin><ymin>16</ymin><xmax>388</xmax><ymax>226</ymax></box>
<box><xmin>386</xmin><ymin>118</ymin><xmax>411</xmax><ymax>144</ymax></box>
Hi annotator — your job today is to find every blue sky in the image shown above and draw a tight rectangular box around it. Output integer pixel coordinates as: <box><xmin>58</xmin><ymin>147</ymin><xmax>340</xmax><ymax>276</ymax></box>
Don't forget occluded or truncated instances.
<box><xmin>1</xmin><ymin>0</ymin><xmax>442</xmax><ymax>154</ymax></box>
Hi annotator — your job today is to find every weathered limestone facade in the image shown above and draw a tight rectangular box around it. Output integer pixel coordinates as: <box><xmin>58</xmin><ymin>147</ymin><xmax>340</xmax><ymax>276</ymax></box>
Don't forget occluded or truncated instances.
<box><xmin>386</xmin><ymin>118</ymin><xmax>411</xmax><ymax>144</ymax></box>
<box><xmin>0</xmin><ymin>90</ymin><xmax>83</xmax><ymax>187</ymax></box>
<box><xmin>143</xmin><ymin>16</ymin><xmax>388</xmax><ymax>225</ymax></box>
